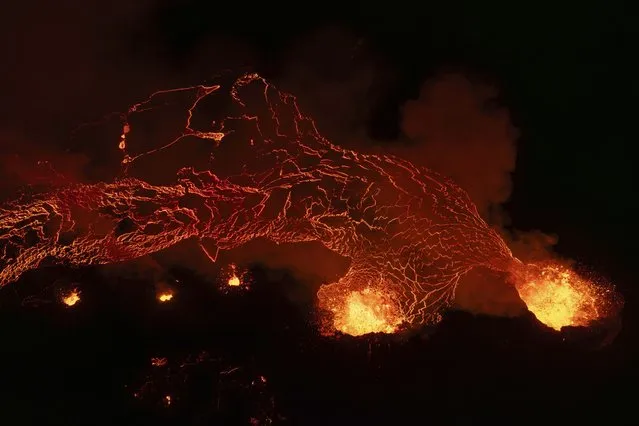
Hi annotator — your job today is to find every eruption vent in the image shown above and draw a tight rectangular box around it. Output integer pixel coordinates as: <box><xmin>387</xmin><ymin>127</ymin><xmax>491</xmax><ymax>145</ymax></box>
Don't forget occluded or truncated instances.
<box><xmin>61</xmin><ymin>289</ymin><xmax>81</xmax><ymax>307</ymax></box>
<box><xmin>228</xmin><ymin>275</ymin><xmax>241</xmax><ymax>287</ymax></box>
<box><xmin>157</xmin><ymin>291</ymin><xmax>174</xmax><ymax>303</ymax></box>
<box><xmin>227</xmin><ymin>264</ymin><xmax>241</xmax><ymax>287</ymax></box>
<box><xmin>0</xmin><ymin>73</ymin><xmax>617</xmax><ymax>334</ymax></box>
<box><xmin>511</xmin><ymin>263</ymin><xmax>606</xmax><ymax>330</ymax></box>
<box><xmin>329</xmin><ymin>288</ymin><xmax>403</xmax><ymax>336</ymax></box>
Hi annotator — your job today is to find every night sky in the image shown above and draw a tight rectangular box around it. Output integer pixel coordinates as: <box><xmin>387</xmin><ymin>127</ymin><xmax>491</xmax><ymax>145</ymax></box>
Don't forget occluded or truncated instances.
<box><xmin>0</xmin><ymin>1</ymin><xmax>637</xmax><ymax>425</ymax></box>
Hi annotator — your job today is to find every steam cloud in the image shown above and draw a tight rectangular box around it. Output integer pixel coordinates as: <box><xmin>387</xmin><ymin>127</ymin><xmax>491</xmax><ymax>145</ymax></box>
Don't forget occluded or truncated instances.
<box><xmin>399</xmin><ymin>74</ymin><xmax>517</xmax><ymax>218</ymax></box>
<box><xmin>397</xmin><ymin>72</ymin><xmax>526</xmax><ymax>317</ymax></box>
<box><xmin>271</xmin><ymin>29</ymin><xmax>566</xmax><ymax>319</ymax></box>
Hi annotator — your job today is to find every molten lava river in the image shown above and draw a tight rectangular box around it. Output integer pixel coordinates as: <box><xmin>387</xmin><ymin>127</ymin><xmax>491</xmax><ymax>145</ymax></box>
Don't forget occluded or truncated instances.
<box><xmin>0</xmin><ymin>74</ymin><xmax>618</xmax><ymax>335</ymax></box>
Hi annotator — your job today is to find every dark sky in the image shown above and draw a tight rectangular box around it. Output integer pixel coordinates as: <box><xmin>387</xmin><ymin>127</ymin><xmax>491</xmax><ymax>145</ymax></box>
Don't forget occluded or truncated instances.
<box><xmin>1</xmin><ymin>1</ymin><xmax>637</xmax><ymax>424</ymax></box>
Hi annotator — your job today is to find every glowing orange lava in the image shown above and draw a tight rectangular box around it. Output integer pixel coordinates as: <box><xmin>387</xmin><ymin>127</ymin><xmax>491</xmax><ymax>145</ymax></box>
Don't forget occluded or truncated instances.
<box><xmin>157</xmin><ymin>292</ymin><xmax>173</xmax><ymax>303</ymax></box>
<box><xmin>0</xmin><ymin>73</ymin><xmax>620</xmax><ymax>336</ymax></box>
<box><xmin>228</xmin><ymin>274</ymin><xmax>241</xmax><ymax>287</ymax></box>
<box><xmin>61</xmin><ymin>289</ymin><xmax>81</xmax><ymax>307</ymax></box>
<box><xmin>224</xmin><ymin>264</ymin><xmax>245</xmax><ymax>288</ymax></box>
<box><xmin>511</xmin><ymin>263</ymin><xmax>603</xmax><ymax>330</ymax></box>
<box><xmin>151</xmin><ymin>357</ymin><xmax>168</xmax><ymax>367</ymax></box>
<box><xmin>327</xmin><ymin>288</ymin><xmax>404</xmax><ymax>336</ymax></box>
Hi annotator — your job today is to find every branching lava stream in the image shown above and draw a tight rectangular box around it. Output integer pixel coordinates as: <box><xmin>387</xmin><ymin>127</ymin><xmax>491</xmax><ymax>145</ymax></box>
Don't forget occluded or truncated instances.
<box><xmin>0</xmin><ymin>73</ymin><xmax>618</xmax><ymax>334</ymax></box>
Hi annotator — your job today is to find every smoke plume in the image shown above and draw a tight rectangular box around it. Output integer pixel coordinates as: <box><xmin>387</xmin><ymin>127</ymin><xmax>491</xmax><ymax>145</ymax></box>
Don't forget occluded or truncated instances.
<box><xmin>399</xmin><ymin>73</ymin><xmax>517</xmax><ymax>219</ymax></box>
<box><xmin>396</xmin><ymin>73</ymin><xmax>563</xmax><ymax>318</ymax></box>
<box><xmin>270</xmin><ymin>35</ymin><xmax>542</xmax><ymax>319</ymax></box>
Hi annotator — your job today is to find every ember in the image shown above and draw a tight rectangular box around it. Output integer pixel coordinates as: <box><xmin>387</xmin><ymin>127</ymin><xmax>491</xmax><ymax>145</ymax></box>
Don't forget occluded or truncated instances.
<box><xmin>158</xmin><ymin>292</ymin><xmax>173</xmax><ymax>303</ymax></box>
<box><xmin>61</xmin><ymin>289</ymin><xmax>80</xmax><ymax>307</ymax></box>
<box><xmin>228</xmin><ymin>264</ymin><xmax>241</xmax><ymax>287</ymax></box>
<box><xmin>228</xmin><ymin>274</ymin><xmax>241</xmax><ymax>287</ymax></box>
<box><xmin>330</xmin><ymin>288</ymin><xmax>404</xmax><ymax>336</ymax></box>
<box><xmin>151</xmin><ymin>357</ymin><xmax>168</xmax><ymax>367</ymax></box>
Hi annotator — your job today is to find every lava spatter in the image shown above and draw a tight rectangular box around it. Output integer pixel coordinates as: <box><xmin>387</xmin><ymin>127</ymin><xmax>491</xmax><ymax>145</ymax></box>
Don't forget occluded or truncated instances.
<box><xmin>61</xmin><ymin>288</ymin><xmax>81</xmax><ymax>307</ymax></box>
<box><xmin>509</xmin><ymin>262</ymin><xmax>612</xmax><ymax>331</ymax></box>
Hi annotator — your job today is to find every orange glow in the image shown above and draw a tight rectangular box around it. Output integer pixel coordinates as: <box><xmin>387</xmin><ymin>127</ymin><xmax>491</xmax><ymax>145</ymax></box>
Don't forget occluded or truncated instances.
<box><xmin>151</xmin><ymin>357</ymin><xmax>168</xmax><ymax>367</ymax></box>
<box><xmin>512</xmin><ymin>263</ymin><xmax>604</xmax><ymax>330</ymax></box>
<box><xmin>61</xmin><ymin>289</ymin><xmax>80</xmax><ymax>307</ymax></box>
<box><xmin>0</xmin><ymin>73</ymin><xmax>620</xmax><ymax>336</ymax></box>
<box><xmin>227</xmin><ymin>274</ymin><xmax>241</xmax><ymax>287</ymax></box>
<box><xmin>224</xmin><ymin>264</ymin><xmax>245</xmax><ymax>288</ymax></box>
<box><xmin>157</xmin><ymin>291</ymin><xmax>173</xmax><ymax>302</ymax></box>
<box><xmin>327</xmin><ymin>288</ymin><xmax>404</xmax><ymax>336</ymax></box>
<box><xmin>163</xmin><ymin>395</ymin><xmax>172</xmax><ymax>406</ymax></box>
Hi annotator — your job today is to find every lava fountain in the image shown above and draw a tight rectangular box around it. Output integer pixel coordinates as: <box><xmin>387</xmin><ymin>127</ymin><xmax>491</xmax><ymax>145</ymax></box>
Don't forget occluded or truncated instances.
<box><xmin>227</xmin><ymin>264</ymin><xmax>241</xmax><ymax>287</ymax></box>
<box><xmin>509</xmin><ymin>262</ymin><xmax>611</xmax><ymax>331</ymax></box>
<box><xmin>61</xmin><ymin>288</ymin><xmax>81</xmax><ymax>307</ymax></box>
<box><xmin>0</xmin><ymin>73</ymin><xmax>619</xmax><ymax>335</ymax></box>
<box><xmin>327</xmin><ymin>287</ymin><xmax>404</xmax><ymax>336</ymax></box>
<box><xmin>157</xmin><ymin>291</ymin><xmax>174</xmax><ymax>303</ymax></box>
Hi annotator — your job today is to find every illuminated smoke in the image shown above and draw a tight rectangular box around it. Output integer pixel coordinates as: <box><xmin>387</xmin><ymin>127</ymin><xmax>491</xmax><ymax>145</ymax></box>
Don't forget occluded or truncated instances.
<box><xmin>400</xmin><ymin>73</ymin><xmax>517</xmax><ymax>218</ymax></box>
<box><xmin>398</xmin><ymin>73</ymin><xmax>571</xmax><ymax>321</ymax></box>
<box><xmin>0</xmin><ymin>73</ymin><xmax>618</xmax><ymax>334</ymax></box>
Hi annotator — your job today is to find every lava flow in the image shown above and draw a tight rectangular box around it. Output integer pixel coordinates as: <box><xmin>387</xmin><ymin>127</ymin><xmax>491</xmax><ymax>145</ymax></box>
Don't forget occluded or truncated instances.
<box><xmin>510</xmin><ymin>262</ymin><xmax>609</xmax><ymax>331</ymax></box>
<box><xmin>0</xmin><ymin>73</ymin><xmax>618</xmax><ymax>334</ymax></box>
